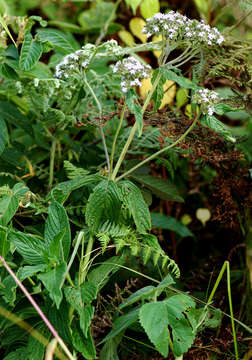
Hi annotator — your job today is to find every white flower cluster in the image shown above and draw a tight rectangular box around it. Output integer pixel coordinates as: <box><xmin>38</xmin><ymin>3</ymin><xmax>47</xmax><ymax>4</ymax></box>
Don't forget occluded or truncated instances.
<box><xmin>98</xmin><ymin>39</ymin><xmax>123</xmax><ymax>57</ymax></box>
<box><xmin>112</xmin><ymin>56</ymin><xmax>152</xmax><ymax>93</ymax></box>
<box><xmin>192</xmin><ymin>89</ymin><xmax>220</xmax><ymax>115</ymax></box>
<box><xmin>55</xmin><ymin>44</ymin><xmax>97</xmax><ymax>79</ymax></box>
<box><xmin>142</xmin><ymin>11</ymin><xmax>224</xmax><ymax>46</ymax></box>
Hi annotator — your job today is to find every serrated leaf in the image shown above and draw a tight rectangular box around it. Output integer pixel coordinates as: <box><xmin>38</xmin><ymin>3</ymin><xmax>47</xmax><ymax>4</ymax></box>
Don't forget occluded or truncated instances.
<box><xmin>125</xmin><ymin>0</ymin><xmax>142</xmax><ymax>14</ymax></box>
<box><xmin>0</xmin><ymin>195</ymin><xmax>18</xmax><ymax>226</ymax></box>
<box><xmin>85</xmin><ymin>180</ymin><xmax>121</xmax><ymax>232</ymax></box>
<box><xmin>99</xmin><ymin>333</ymin><xmax>123</xmax><ymax>360</ymax></box>
<box><xmin>151</xmin><ymin>213</ymin><xmax>193</xmax><ymax>237</ymax></box>
<box><xmin>131</xmin><ymin>174</ymin><xmax>184</xmax><ymax>202</ymax></box>
<box><xmin>87</xmin><ymin>255</ymin><xmax>126</xmax><ymax>289</ymax></box>
<box><xmin>126</xmin><ymin>89</ymin><xmax>143</xmax><ymax>136</ymax></box>
<box><xmin>0</xmin><ymin>118</ymin><xmax>8</xmax><ymax>157</ymax></box>
<box><xmin>1</xmin><ymin>63</ymin><xmax>19</xmax><ymax>79</ymax></box>
<box><xmin>17</xmin><ymin>264</ymin><xmax>48</xmax><ymax>281</ymax></box>
<box><xmin>72</xmin><ymin>324</ymin><xmax>96</xmax><ymax>360</ymax></box>
<box><xmin>129</xmin><ymin>18</ymin><xmax>147</xmax><ymax>43</ymax></box>
<box><xmin>139</xmin><ymin>302</ymin><xmax>169</xmax><ymax>357</ymax></box>
<box><xmin>36</xmin><ymin>28</ymin><xmax>78</xmax><ymax>54</ymax></box>
<box><xmin>161</xmin><ymin>68</ymin><xmax>199</xmax><ymax>90</ymax></box>
<box><xmin>140</xmin><ymin>0</ymin><xmax>160</xmax><ymax>19</ymax></box>
<box><xmin>38</xmin><ymin>263</ymin><xmax>66</xmax><ymax>309</ymax></box>
<box><xmin>44</xmin><ymin>201</ymin><xmax>71</xmax><ymax>261</ymax></box>
<box><xmin>78</xmin><ymin>2</ymin><xmax>116</xmax><ymax>32</ymax></box>
<box><xmin>118</xmin><ymin>30</ymin><xmax>135</xmax><ymax>46</ymax></box>
<box><xmin>201</xmin><ymin>115</ymin><xmax>236</xmax><ymax>142</ymax></box>
<box><xmin>80</xmin><ymin>304</ymin><xmax>95</xmax><ymax>338</ymax></box>
<box><xmin>19</xmin><ymin>32</ymin><xmax>43</xmax><ymax>71</ymax></box>
<box><xmin>119</xmin><ymin>286</ymin><xmax>155</xmax><ymax>310</ymax></box>
<box><xmin>3</xmin><ymin>348</ymin><xmax>28</xmax><ymax>360</ymax></box>
<box><xmin>8</xmin><ymin>230</ymin><xmax>47</xmax><ymax>264</ymax></box>
<box><xmin>81</xmin><ymin>282</ymin><xmax>98</xmax><ymax>304</ymax></box>
<box><xmin>165</xmin><ymin>294</ymin><xmax>196</xmax><ymax>356</ymax></box>
<box><xmin>121</xmin><ymin>180</ymin><xmax>151</xmax><ymax>233</ymax></box>
<box><xmin>214</xmin><ymin>103</ymin><xmax>242</xmax><ymax>115</ymax></box>
<box><xmin>99</xmin><ymin>308</ymin><xmax>139</xmax><ymax>345</ymax></box>
<box><xmin>26</xmin><ymin>323</ymin><xmax>49</xmax><ymax>360</ymax></box>
<box><xmin>50</xmin><ymin>175</ymin><xmax>102</xmax><ymax>204</ymax></box>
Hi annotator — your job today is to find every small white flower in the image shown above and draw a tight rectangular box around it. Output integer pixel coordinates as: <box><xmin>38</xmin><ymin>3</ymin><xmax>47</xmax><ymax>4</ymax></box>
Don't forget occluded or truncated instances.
<box><xmin>34</xmin><ymin>78</ymin><xmax>39</xmax><ymax>87</ymax></box>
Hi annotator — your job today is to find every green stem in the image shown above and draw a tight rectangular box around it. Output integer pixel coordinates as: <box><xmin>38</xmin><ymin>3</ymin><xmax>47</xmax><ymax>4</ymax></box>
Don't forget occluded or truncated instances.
<box><xmin>116</xmin><ymin>112</ymin><xmax>200</xmax><ymax>182</ymax></box>
<box><xmin>49</xmin><ymin>138</ymin><xmax>57</xmax><ymax>189</ymax></box>
<box><xmin>109</xmin><ymin>102</ymin><xmax>126</xmax><ymax>178</ymax></box>
<box><xmin>79</xmin><ymin>234</ymin><xmax>94</xmax><ymax>285</ymax></box>
<box><xmin>60</xmin><ymin>231</ymin><xmax>84</xmax><ymax>289</ymax></box>
<box><xmin>111</xmin><ymin>71</ymin><xmax>162</xmax><ymax>181</ymax></box>
<box><xmin>226</xmin><ymin>261</ymin><xmax>239</xmax><ymax>360</ymax></box>
<box><xmin>83</xmin><ymin>76</ymin><xmax>110</xmax><ymax>173</ymax></box>
<box><xmin>206</xmin><ymin>262</ymin><xmax>227</xmax><ymax>305</ymax></box>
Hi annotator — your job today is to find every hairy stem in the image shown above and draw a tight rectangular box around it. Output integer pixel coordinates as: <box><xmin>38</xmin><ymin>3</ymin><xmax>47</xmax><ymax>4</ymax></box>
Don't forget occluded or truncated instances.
<box><xmin>83</xmin><ymin>76</ymin><xmax>110</xmax><ymax>173</ymax></box>
<box><xmin>49</xmin><ymin>138</ymin><xmax>57</xmax><ymax>190</ymax></box>
<box><xmin>109</xmin><ymin>102</ymin><xmax>126</xmax><ymax>178</ymax></box>
<box><xmin>111</xmin><ymin>71</ymin><xmax>162</xmax><ymax>181</ymax></box>
<box><xmin>0</xmin><ymin>255</ymin><xmax>75</xmax><ymax>360</ymax></box>
<box><xmin>116</xmin><ymin>113</ymin><xmax>200</xmax><ymax>181</ymax></box>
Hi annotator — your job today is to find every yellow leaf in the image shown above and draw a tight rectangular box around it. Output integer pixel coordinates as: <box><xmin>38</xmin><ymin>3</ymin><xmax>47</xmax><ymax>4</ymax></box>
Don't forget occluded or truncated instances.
<box><xmin>118</xmin><ymin>30</ymin><xmax>135</xmax><ymax>47</ymax></box>
<box><xmin>129</xmin><ymin>17</ymin><xmax>147</xmax><ymax>43</ymax></box>
<box><xmin>140</xmin><ymin>0</ymin><xmax>160</xmax><ymax>19</ymax></box>
<box><xmin>140</xmin><ymin>77</ymin><xmax>176</xmax><ymax>109</ymax></box>
<box><xmin>152</xmin><ymin>35</ymin><xmax>162</xmax><ymax>58</ymax></box>
<box><xmin>180</xmin><ymin>214</ymin><xmax>192</xmax><ymax>226</ymax></box>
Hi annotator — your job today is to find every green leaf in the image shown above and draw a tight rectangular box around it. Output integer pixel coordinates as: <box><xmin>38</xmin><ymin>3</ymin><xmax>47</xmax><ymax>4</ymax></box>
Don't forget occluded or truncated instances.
<box><xmin>120</xmin><ymin>180</ymin><xmax>151</xmax><ymax>233</ymax></box>
<box><xmin>26</xmin><ymin>323</ymin><xmax>49</xmax><ymax>360</ymax></box>
<box><xmin>176</xmin><ymin>88</ymin><xmax>188</xmax><ymax>108</ymax></box>
<box><xmin>3</xmin><ymin>348</ymin><xmax>28</xmax><ymax>360</ymax></box>
<box><xmin>50</xmin><ymin>175</ymin><xmax>102</xmax><ymax>204</ymax></box>
<box><xmin>80</xmin><ymin>304</ymin><xmax>95</xmax><ymax>338</ymax></box>
<box><xmin>38</xmin><ymin>263</ymin><xmax>66</xmax><ymax>309</ymax></box>
<box><xmin>161</xmin><ymin>68</ymin><xmax>199</xmax><ymax>90</ymax></box>
<box><xmin>0</xmin><ymin>275</ymin><xmax>17</xmax><ymax>306</ymax></box>
<box><xmin>85</xmin><ymin>180</ymin><xmax>121</xmax><ymax>232</ymax></box>
<box><xmin>0</xmin><ymin>228</ymin><xmax>10</xmax><ymax>257</ymax></box>
<box><xmin>1</xmin><ymin>63</ymin><xmax>19</xmax><ymax>79</ymax></box>
<box><xmin>99</xmin><ymin>308</ymin><xmax>139</xmax><ymax>345</ymax></box>
<box><xmin>17</xmin><ymin>264</ymin><xmax>48</xmax><ymax>281</ymax></box>
<box><xmin>140</xmin><ymin>0</ymin><xmax>160</xmax><ymax>19</ymax></box>
<box><xmin>151</xmin><ymin>70</ymin><xmax>166</xmax><ymax>111</ymax></box>
<box><xmin>214</xmin><ymin>103</ymin><xmax>243</xmax><ymax>115</ymax></box>
<box><xmin>19</xmin><ymin>32</ymin><xmax>43</xmax><ymax>71</ymax></box>
<box><xmin>0</xmin><ymin>118</ymin><xmax>8</xmax><ymax>158</ymax></box>
<box><xmin>201</xmin><ymin>115</ymin><xmax>236</xmax><ymax>142</ymax></box>
<box><xmin>9</xmin><ymin>230</ymin><xmax>47</xmax><ymax>265</ymax></box>
<box><xmin>165</xmin><ymin>294</ymin><xmax>196</xmax><ymax>357</ymax></box>
<box><xmin>99</xmin><ymin>333</ymin><xmax>123</xmax><ymax>360</ymax></box>
<box><xmin>87</xmin><ymin>255</ymin><xmax>126</xmax><ymax>289</ymax></box>
<box><xmin>119</xmin><ymin>286</ymin><xmax>155</xmax><ymax>310</ymax></box>
<box><xmin>139</xmin><ymin>302</ymin><xmax>169</xmax><ymax>357</ymax></box>
<box><xmin>36</xmin><ymin>28</ymin><xmax>79</xmax><ymax>54</ymax></box>
<box><xmin>78</xmin><ymin>2</ymin><xmax>116</xmax><ymax>32</ymax></box>
<box><xmin>126</xmin><ymin>89</ymin><xmax>143</xmax><ymax>136</ymax></box>
<box><xmin>151</xmin><ymin>213</ymin><xmax>193</xmax><ymax>237</ymax></box>
<box><xmin>44</xmin><ymin>201</ymin><xmax>71</xmax><ymax>261</ymax></box>
<box><xmin>72</xmin><ymin>324</ymin><xmax>96</xmax><ymax>360</ymax></box>
<box><xmin>0</xmin><ymin>195</ymin><xmax>18</xmax><ymax>226</ymax></box>
<box><xmin>125</xmin><ymin>0</ymin><xmax>142</xmax><ymax>14</ymax></box>
<box><xmin>131</xmin><ymin>174</ymin><xmax>184</xmax><ymax>202</ymax></box>
<box><xmin>81</xmin><ymin>282</ymin><xmax>98</xmax><ymax>304</ymax></box>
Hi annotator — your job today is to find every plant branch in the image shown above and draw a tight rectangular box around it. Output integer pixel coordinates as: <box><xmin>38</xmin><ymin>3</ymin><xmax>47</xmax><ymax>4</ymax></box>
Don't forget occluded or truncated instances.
<box><xmin>48</xmin><ymin>138</ymin><xmax>57</xmax><ymax>190</ymax></box>
<box><xmin>83</xmin><ymin>76</ymin><xmax>110</xmax><ymax>173</ymax></box>
<box><xmin>116</xmin><ymin>112</ymin><xmax>200</xmax><ymax>181</ymax></box>
<box><xmin>111</xmin><ymin>71</ymin><xmax>163</xmax><ymax>181</ymax></box>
